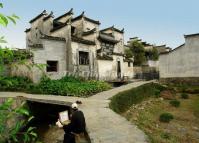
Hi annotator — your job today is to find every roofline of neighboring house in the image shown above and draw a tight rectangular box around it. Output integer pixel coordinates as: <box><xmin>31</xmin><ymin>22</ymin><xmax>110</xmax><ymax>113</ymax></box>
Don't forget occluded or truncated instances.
<box><xmin>50</xmin><ymin>21</ymin><xmax>68</xmax><ymax>33</ymax></box>
<box><xmin>100</xmin><ymin>26</ymin><xmax>124</xmax><ymax>34</ymax></box>
<box><xmin>54</xmin><ymin>8</ymin><xmax>73</xmax><ymax>21</ymax></box>
<box><xmin>29</xmin><ymin>10</ymin><xmax>47</xmax><ymax>23</ymax></box>
<box><xmin>130</xmin><ymin>37</ymin><xmax>138</xmax><ymax>40</ymax></box>
<box><xmin>154</xmin><ymin>44</ymin><xmax>166</xmax><ymax>48</ymax></box>
<box><xmin>112</xmin><ymin>52</ymin><xmax>124</xmax><ymax>56</ymax></box>
<box><xmin>160</xmin><ymin>43</ymin><xmax>185</xmax><ymax>55</ymax></box>
<box><xmin>97</xmin><ymin>55</ymin><xmax>113</xmax><ymax>61</ymax></box>
<box><xmin>71</xmin><ymin>11</ymin><xmax>101</xmax><ymax>25</ymax></box>
<box><xmin>72</xmin><ymin>36</ymin><xmax>96</xmax><ymax>45</ymax></box>
<box><xmin>41</xmin><ymin>35</ymin><xmax>66</xmax><ymax>41</ymax></box>
<box><xmin>41</xmin><ymin>34</ymin><xmax>96</xmax><ymax>45</ymax></box>
<box><xmin>184</xmin><ymin>33</ymin><xmax>199</xmax><ymax>38</ymax></box>
<box><xmin>82</xmin><ymin>28</ymin><xmax>96</xmax><ymax>36</ymax></box>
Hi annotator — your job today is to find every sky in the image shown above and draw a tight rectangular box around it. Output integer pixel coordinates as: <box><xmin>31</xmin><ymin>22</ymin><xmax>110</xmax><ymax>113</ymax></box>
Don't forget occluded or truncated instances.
<box><xmin>0</xmin><ymin>0</ymin><xmax>199</xmax><ymax>49</ymax></box>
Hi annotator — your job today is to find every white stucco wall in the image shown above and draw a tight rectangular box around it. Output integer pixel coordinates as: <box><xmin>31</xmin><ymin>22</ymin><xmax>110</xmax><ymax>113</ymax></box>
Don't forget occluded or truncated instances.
<box><xmin>71</xmin><ymin>41</ymin><xmax>97</xmax><ymax>77</ymax></box>
<box><xmin>123</xmin><ymin>62</ymin><xmax>134</xmax><ymax>78</ymax></box>
<box><xmin>97</xmin><ymin>55</ymin><xmax>134</xmax><ymax>80</ymax></box>
<box><xmin>97</xmin><ymin>60</ymin><xmax>115</xmax><ymax>80</ymax></box>
<box><xmin>83</xmin><ymin>20</ymin><xmax>99</xmax><ymax>32</ymax></box>
<box><xmin>148</xmin><ymin>60</ymin><xmax>159</xmax><ymax>68</ymax></box>
<box><xmin>159</xmin><ymin>35</ymin><xmax>199</xmax><ymax>78</ymax></box>
<box><xmin>31</xmin><ymin>39</ymin><xmax>66</xmax><ymax>82</ymax></box>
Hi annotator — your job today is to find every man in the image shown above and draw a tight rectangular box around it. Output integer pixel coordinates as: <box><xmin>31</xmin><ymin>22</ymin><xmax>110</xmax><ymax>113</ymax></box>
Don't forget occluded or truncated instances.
<box><xmin>56</xmin><ymin>103</ymin><xmax>86</xmax><ymax>143</ymax></box>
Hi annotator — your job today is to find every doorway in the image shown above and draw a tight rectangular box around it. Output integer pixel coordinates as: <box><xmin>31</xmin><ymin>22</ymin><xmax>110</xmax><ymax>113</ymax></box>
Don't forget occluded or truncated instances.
<box><xmin>117</xmin><ymin>61</ymin><xmax>121</xmax><ymax>79</ymax></box>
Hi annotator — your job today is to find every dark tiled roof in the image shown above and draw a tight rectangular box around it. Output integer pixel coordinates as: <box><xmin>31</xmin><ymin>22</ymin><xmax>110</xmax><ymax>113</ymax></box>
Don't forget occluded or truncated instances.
<box><xmin>112</xmin><ymin>52</ymin><xmax>124</xmax><ymax>56</ymax></box>
<box><xmin>28</xmin><ymin>44</ymin><xmax>43</xmax><ymax>48</ymax></box>
<box><xmin>98</xmin><ymin>32</ymin><xmax>119</xmax><ymax>44</ymax></box>
<box><xmin>82</xmin><ymin>28</ymin><xmax>96</xmax><ymax>36</ymax></box>
<box><xmin>184</xmin><ymin>33</ymin><xmax>199</xmax><ymax>38</ymax></box>
<box><xmin>25</xmin><ymin>28</ymin><xmax>31</xmax><ymax>33</ymax></box>
<box><xmin>97</xmin><ymin>54</ymin><xmax>113</xmax><ymax>61</ymax></box>
<box><xmin>72</xmin><ymin>11</ymin><xmax>100</xmax><ymax>25</ymax></box>
<box><xmin>100</xmin><ymin>26</ymin><xmax>124</xmax><ymax>34</ymax></box>
<box><xmin>124</xmin><ymin>58</ymin><xmax>133</xmax><ymax>62</ymax></box>
<box><xmin>43</xmin><ymin>11</ymin><xmax>54</xmax><ymax>21</ymax></box>
<box><xmin>29</xmin><ymin>10</ymin><xmax>47</xmax><ymax>23</ymax></box>
<box><xmin>72</xmin><ymin>36</ymin><xmax>95</xmax><ymax>45</ymax></box>
<box><xmin>41</xmin><ymin>35</ymin><xmax>66</xmax><ymax>41</ymax></box>
<box><xmin>160</xmin><ymin>44</ymin><xmax>185</xmax><ymax>55</ymax></box>
<box><xmin>142</xmin><ymin>42</ymin><xmax>152</xmax><ymax>46</ymax></box>
<box><xmin>154</xmin><ymin>44</ymin><xmax>166</xmax><ymax>48</ymax></box>
<box><xmin>54</xmin><ymin>8</ymin><xmax>73</xmax><ymax>21</ymax></box>
<box><xmin>130</xmin><ymin>37</ymin><xmax>138</xmax><ymax>40</ymax></box>
<box><xmin>50</xmin><ymin>21</ymin><xmax>68</xmax><ymax>32</ymax></box>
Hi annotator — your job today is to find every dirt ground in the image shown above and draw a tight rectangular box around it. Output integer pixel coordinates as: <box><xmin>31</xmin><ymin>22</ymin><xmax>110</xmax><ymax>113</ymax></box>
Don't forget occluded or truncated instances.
<box><xmin>123</xmin><ymin>94</ymin><xmax>199</xmax><ymax>143</ymax></box>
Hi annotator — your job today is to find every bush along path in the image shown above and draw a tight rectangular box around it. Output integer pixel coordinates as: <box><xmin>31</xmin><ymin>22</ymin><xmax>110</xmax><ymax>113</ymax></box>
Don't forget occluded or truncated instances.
<box><xmin>0</xmin><ymin>80</ymin><xmax>154</xmax><ymax>143</ymax></box>
<box><xmin>0</xmin><ymin>76</ymin><xmax>111</xmax><ymax>97</ymax></box>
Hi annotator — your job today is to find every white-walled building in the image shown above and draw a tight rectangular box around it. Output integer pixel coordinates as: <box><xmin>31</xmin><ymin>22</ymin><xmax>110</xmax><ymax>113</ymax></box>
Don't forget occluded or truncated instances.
<box><xmin>25</xmin><ymin>9</ymin><xmax>133</xmax><ymax>82</ymax></box>
<box><xmin>159</xmin><ymin>33</ymin><xmax>199</xmax><ymax>83</ymax></box>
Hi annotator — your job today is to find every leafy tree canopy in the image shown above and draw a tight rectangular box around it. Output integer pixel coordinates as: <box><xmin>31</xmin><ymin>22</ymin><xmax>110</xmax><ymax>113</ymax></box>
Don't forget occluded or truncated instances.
<box><xmin>129</xmin><ymin>40</ymin><xmax>146</xmax><ymax>66</ymax></box>
<box><xmin>124</xmin><ymin>48</ymin><xmax>133</xmax><ymax>58</ymax></box>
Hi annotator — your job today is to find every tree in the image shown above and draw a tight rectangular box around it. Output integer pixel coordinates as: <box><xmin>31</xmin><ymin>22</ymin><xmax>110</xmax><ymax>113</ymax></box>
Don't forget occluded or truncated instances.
<box><xmin>124</xmin><ymin>48</ymin><xmax>133</xmax><ymax>59</ymax></box>
<box><xmin>150</xmin><ymin>47</ymin><xmax>159</xmax><ymax>60</ymax></box>
<box><xmin>145</xmin><ymin>47</ymin><xmax>159</xmax><ymax>61</ymax></box>
<box><xmin>129</xmin><ymin>40</ymin><xmax>146</xmax><ymax>66</ymax></box>
<box><xmin>0</xmin><ymin>3</ymin><xmax>39</xmax><ymax>143</ymax></box>
<box><xmin>0</xmin><ymin>2</ymin><xmax>20</xmax><ymax>75</ymax></box>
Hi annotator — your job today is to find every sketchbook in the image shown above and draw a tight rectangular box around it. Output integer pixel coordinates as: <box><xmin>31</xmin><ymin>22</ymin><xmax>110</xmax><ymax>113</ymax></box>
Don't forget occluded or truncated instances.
<box><xmin>59</xmin><ymin>110</ymin><xmax>70</xmax><ymax>125</ymax></box>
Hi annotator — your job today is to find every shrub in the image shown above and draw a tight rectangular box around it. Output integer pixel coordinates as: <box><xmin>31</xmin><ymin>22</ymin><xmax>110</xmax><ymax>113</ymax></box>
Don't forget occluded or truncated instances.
<box><xmin>0</xmin><ymin>76</ymin><xmax>32</xmax><ymax>91</ymax></box>
<box><xmin>181</xmin><ymin>93</ymin><xmax>189</xmax><ymax>99</ymax></box>
<box><xmin>110</xmin><ymin>83</ymin><xmax>166</xmax><ymax>113</ymax></box>
<box><xmin>27</xmin><ymin>76</ymin><xmax>112</xmax><ymax>97</ymax></box>
<box><xmin>159</xmin><ymin>113</ymin><xmax>174</xmax><ymax>123</ymax></box>
<box><xmin>161</xmin><ymin>132</ymin><xmax>171</xmax><ymax>139</ymax></box>
<box><xmin>169</xmin><ymin>100</ymin><xmax>180</xmax><ymax>107</ymax></box>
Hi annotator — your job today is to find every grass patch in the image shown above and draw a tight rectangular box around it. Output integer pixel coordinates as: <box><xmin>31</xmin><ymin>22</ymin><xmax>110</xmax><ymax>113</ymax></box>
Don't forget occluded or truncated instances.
<box><xmin>109</xmin><ymin>83</ymin><xmax>165</xmax><ymax>113</ymax></box>
<box><xmin>110</xmin><ymin>82</ymin><xmax>199</xmax><ymax>143</ymax></box>
<box><xmin>192</xmin><ymin>96</ymin><xmax>199</xmax><ymax>118</ymax></box>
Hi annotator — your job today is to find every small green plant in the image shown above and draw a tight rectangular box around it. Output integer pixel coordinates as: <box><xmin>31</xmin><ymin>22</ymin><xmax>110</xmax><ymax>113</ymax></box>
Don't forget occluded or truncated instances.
<box><xmin>181</xmin><ymin>93</ymin><xmax>189</xmax><ymax>99</ymax></box>
<box><xmin>170</xmin><ymin>100</ymin><xmax>180</xmax><ymax>107</ymax></box>
<box><xmin>159</xmin><ymin>113</ymin><xmax>174</xmax><ymax>123</ymax></box>
<box><xmin>161</xmin><ymin>132</ymin><xmax>171</xmax><ymax>139</ymax></box>
<box><xmin>154</xmin><ymin>89</ymin><xmax>161</xmax><ymax>98</ymax></box>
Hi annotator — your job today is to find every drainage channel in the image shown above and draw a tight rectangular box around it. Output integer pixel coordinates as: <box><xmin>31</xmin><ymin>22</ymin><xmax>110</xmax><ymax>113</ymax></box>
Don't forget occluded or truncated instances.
<box><xmin>3</xmin><ymin>97</ymin><xmax>91</xmax><ymax>143</ymax></box>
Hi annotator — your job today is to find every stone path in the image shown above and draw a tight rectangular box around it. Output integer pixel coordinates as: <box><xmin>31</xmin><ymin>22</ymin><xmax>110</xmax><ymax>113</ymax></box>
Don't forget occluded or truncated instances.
<box><xmin>0</xmin><ymin>80</ymin><xmax>153</xmax><ymax>143</ymax></box>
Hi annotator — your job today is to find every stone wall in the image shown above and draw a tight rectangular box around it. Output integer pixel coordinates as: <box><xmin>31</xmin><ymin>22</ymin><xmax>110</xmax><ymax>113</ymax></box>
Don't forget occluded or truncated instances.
<box><xmin>10</xmin><ymin>60</ymin><xmax>34</xmax><ymax>80</ymax></box>
<box><xmin>160</xmin><ymin>77</ymin><xmax>199</xmax><ymax>85</ymax></box>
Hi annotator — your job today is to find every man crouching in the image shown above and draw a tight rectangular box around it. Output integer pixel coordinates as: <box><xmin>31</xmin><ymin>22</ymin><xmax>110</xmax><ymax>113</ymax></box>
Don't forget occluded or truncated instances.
<box><xmin>56</xmin><ymin>103</ymin><xmax>86</xmax><ymax>143</ymax></box>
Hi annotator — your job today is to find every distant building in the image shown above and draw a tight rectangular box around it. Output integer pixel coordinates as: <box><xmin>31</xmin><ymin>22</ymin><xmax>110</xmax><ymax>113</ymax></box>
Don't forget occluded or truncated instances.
<box><xmin>159</xmin><ymin>33</ymin><xmax>199</xmax><ymax>83</ymax></box>
<box><xmin>126</xmin><ymin>37</ymin><xmax>171</xmax><ymax>68</ymax></box>
<box><xmin>25</xmin><ymin>9</ymin><xmax>133</xmax><ymax>82</ymax></box>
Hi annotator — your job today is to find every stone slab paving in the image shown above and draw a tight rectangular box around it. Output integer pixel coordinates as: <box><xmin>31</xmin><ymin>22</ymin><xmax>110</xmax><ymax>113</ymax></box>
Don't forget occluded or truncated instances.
<box><xmin>0</xmin><ymin>80</ymin><xmax>154</xmax><ymax>143</ymax></box>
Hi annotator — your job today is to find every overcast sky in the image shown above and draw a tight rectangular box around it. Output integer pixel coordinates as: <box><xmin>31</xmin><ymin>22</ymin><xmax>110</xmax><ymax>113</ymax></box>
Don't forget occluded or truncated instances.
<box><xmin>0</xmin><ymin>0</ymin><xmax>199</xmax><ymax>49</ymax></box>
